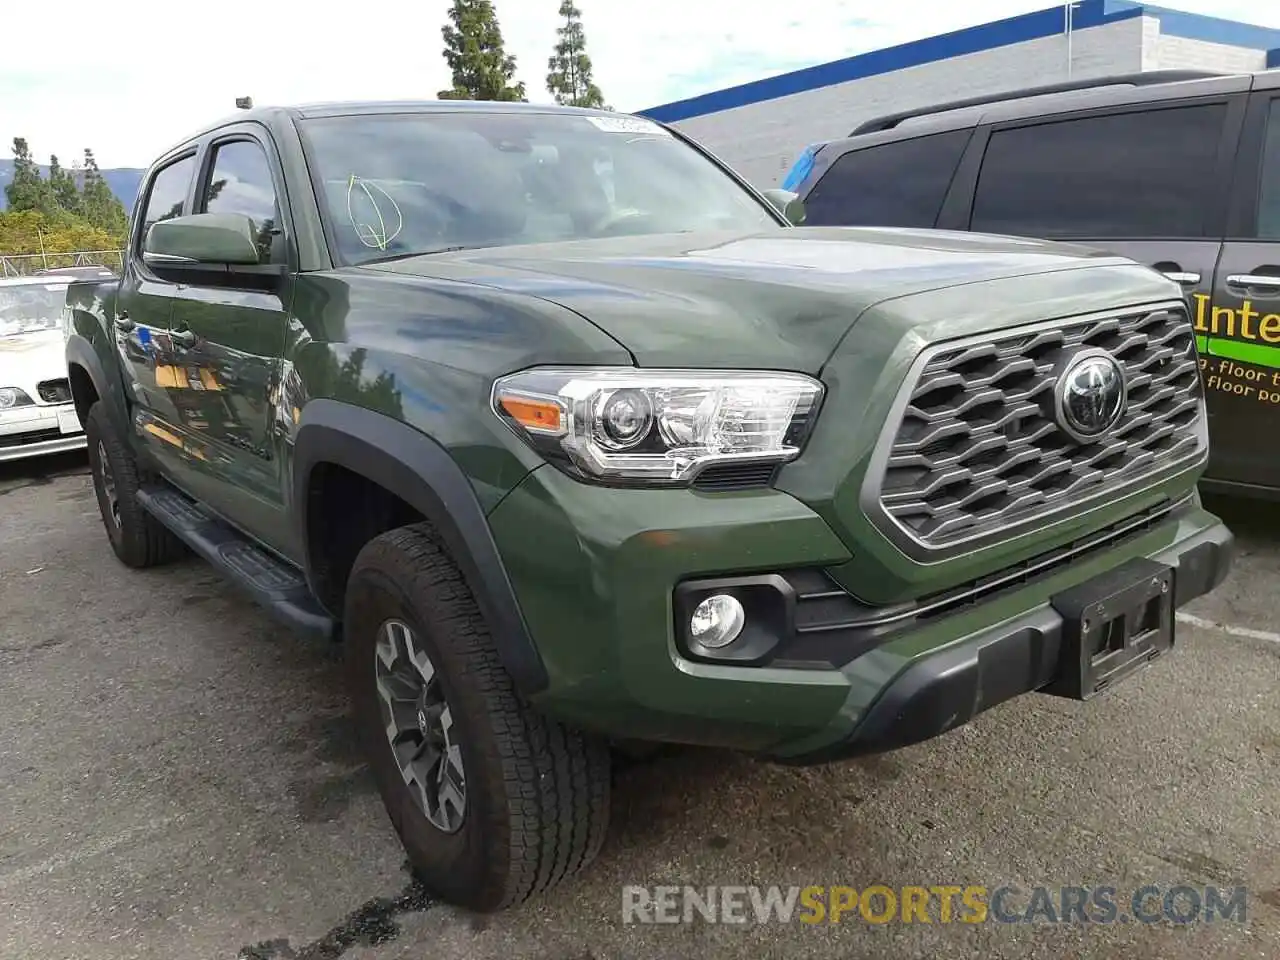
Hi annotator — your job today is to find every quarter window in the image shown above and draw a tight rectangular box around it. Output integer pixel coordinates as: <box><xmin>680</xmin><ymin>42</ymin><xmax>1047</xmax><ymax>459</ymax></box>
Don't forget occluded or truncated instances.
<box><xmin>971</xmin><ymin>103</ymin><xmax>1228</xmax><ymax>239</ymax></box>
<box><xmin>138</xmin><ymin>154</ymin><xmax>196</xmax><ymax>248</ymax></box>
<box><xmin>201</xmin><ymin>140</ymin><xmax>281</xmax><ymax>263</ymax></box>
<box><xmin>803</xmin><ymin>130</ymin><xmax>971</xmax><ymax>228</ymax></box>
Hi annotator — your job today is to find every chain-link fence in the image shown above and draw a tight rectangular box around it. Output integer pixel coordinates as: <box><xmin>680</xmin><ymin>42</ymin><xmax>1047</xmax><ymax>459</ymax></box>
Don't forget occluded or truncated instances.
<box><xmin>0</xmin><ymin>250</ymin><xmax>125</xmax><ymax>278</ymax></box>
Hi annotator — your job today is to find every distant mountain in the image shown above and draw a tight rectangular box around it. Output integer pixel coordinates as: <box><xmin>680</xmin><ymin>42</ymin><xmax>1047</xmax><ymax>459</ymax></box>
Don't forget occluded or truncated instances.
<box><xmin>0</xmin><ymin>159</ymin><xmax>145</xmax><ymax>213</ymax></box>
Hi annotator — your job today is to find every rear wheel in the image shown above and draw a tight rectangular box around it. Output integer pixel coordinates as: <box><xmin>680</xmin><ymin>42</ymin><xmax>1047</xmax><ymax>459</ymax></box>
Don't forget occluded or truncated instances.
<box><xmin>344</xmin><ymin>524</ymin><xmax>611</xmax><ymax>912</ymax></box>
<box><xmin>84</xmin><ymin>402</ymin><xmax>185</xmax><ymax>568</ymax></box>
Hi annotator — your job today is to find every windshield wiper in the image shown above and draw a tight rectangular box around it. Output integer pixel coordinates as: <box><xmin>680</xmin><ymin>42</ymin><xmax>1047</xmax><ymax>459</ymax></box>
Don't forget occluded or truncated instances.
<box><xmin>361</xmin><ymin>245</ymin><xmax>483</xmax><ymax>265</ymax></box>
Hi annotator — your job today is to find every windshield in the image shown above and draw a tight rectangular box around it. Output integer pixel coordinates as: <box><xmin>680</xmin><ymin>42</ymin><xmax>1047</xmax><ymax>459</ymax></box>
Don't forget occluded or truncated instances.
<box><xmin>298</xmin><ymin>111</ymin><xmax>779</xmax><ymax>264</ymax></box>
<box><xmin>0</xmin><ymin>283</ymin><xmax>69</xmax><ymax>338</ymax></box>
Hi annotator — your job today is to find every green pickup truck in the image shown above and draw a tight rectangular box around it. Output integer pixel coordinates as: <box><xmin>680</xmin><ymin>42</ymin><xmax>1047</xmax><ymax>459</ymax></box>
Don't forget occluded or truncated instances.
<box><xmin>64</xmin><ymin>100</ymin><xmax>1233</xmax><ymax>912</ymax></box>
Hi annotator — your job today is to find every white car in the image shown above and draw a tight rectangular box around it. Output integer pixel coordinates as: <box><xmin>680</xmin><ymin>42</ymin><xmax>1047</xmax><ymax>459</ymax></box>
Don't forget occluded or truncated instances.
<box><xmin>0</xmin><ymin>276</ymin><xmax>87</xmax><ymax>462</ymax></box>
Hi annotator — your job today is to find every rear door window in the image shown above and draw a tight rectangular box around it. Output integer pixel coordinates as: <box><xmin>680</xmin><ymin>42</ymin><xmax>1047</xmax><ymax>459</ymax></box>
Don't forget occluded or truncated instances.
<box><xmin>970</xmin><ymin>103</ymin><xmax>1228</xmax><ymax>239</ymax></box>
<box><xmin>803</xmin><ymin>129</ymin><xmax>971</xmax><ymax>228</ymax></box>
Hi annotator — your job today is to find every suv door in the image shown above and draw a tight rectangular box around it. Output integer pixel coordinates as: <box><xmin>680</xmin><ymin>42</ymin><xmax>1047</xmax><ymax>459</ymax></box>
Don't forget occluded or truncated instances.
<box><xmin>162</xmin><ymin>128</ymin><xmax>297</xmax><ymax>557</ymax></box>
<box><xmin>118</xmin><ymin>151</ymin><xmax>199</xmax><ymax>471</ymax></box>
<box><xmin>963</xmin><ymin>95</ymin><xmax>1245</xmax><ymax>290</ymax></box>
<box><xmin>959</xmin><ymin>95</ymin><xmax>1248</xmax><ymax>486</ymax></box>
<box><xmin>1203</xmin><ymin>77</ymin><xmax>1280</xmax><ymax>496</ymax></box>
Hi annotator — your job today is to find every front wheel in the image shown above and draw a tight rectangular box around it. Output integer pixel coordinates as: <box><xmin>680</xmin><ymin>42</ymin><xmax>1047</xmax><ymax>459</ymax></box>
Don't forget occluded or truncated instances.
<box><xmin>344</xmin><ymin>524</ymin><xmax>611</xmax><ymax>912</ymax></box>
<box><xmin>84</xmin><ymin>402</ymin><xmax>186</xmax><ymax>568</ymax></box>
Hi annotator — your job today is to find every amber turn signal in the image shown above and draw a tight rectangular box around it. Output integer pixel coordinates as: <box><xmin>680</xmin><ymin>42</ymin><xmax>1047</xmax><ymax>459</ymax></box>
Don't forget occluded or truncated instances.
<box><xmin>498</xmin><ymin>394</ymin><xmax>566</xmax><ymax>435</ymax></box>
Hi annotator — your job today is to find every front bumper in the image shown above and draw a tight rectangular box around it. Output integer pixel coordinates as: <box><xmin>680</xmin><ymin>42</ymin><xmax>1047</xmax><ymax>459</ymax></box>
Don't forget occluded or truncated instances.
<box><xmin>487</xmin><ymin>466</ymin><xmax>1232</xmax><ymax>759</ymax></box>
<box><xmin>0</xmin><ymin>403</ymin><xmax>87</xmax><ymax>463</ymax></box>
<box><xmin>775</xmin><ymin>518</ymin><xmax>1233</xmax><ymax>764</ymax></box>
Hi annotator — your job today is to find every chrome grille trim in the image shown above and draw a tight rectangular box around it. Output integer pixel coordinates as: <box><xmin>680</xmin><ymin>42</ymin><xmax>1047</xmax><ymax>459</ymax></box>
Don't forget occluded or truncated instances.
<box><xmin>859</xmin><ymin>301</ymin><xmax>1206</xmax><ymax>561</ymax></box>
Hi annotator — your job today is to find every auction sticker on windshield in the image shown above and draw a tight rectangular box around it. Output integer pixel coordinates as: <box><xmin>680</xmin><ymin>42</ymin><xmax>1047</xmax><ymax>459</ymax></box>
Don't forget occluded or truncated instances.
<box><xmin>585</xmin><ymin>115</ymin><xmax>671</xmax><ymax>136</ymax></box>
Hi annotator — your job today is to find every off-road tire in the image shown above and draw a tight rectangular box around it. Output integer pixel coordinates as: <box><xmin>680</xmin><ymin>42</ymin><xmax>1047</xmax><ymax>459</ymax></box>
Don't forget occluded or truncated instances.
<box><xmin>84</xmin><ymin>401</ymin><xmax>186</xmax><ymax>569</ymax></box>
<box><xmin>344</xmin><ymin>523</ymin><xmax>611</xmax><ymax>912</ymax></box>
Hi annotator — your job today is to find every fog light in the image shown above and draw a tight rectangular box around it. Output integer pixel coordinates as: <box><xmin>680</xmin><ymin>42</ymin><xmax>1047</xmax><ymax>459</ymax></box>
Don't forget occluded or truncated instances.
<box><xmin>690</xmin><ymin>594</ymin><xmax>745</xmax><ymax>649</ymax></box>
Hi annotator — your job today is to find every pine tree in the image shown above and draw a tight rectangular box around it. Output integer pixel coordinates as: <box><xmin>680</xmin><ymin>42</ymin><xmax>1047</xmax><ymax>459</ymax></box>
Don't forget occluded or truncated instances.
<box><xmin>4</xmin><ymin>138</ymin><xmax>54</xmax><ymax>214</ymax></box>
<box><xmin>48</xmin><ymin>155</ymin><xmax>83</xmax><ymax>217</ymax></box>
<box><xmin>79</xmin><ymin>148</ymin><xmax>128</xmax><ymax>236</ymax></box>
<box><xmin>546</xmin><ymin>0</ymin><xmax>607</xmax><ymax>109</ymax></box>
<box><xmin>437</xmin><ymin>0</ymin><xmax>526</xmax><ymax>102</ymax></box>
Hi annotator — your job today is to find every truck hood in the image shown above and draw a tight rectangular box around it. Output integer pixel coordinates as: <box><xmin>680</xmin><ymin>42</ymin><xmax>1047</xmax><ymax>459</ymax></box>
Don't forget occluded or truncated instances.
<box><xmin>362</xmin><ymin>226</ymin><xmax>1133</xmax><ymax>372</ymax></box>
<box><xmin>0</xmin><ymin>329</ymin><xmax>66</xmax><ymax>392</ymax></box>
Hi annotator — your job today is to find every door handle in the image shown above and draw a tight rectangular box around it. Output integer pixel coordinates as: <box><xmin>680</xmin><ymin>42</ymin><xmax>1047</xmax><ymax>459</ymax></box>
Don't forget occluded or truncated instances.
<box><xmin>113</xmin><ymin>312</ymin><xmax>135</xmax><ymax>332</ymax></box>
<box><xmin>1161</xmin><ymin>271</ymin><xmax>1200</xmax><ymax>285</ymax></box>
<box><xmin>1225</xmin><ymin>273</ymin><xmax>1280</xmax><ymax>291</ymax></box>
<box><xmin>170</xmin><ymin>328</ymin><xmax>197</xmax><ymax>348</ymax></box>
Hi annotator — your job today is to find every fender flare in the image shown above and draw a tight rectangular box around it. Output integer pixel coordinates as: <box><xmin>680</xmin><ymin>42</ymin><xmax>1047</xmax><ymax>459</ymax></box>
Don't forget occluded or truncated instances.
<box><xmin>65</xmin><ymin>333</ymin><xmax>127</xmax><ymax>427</ymax></box>
<box><xmin>293</xmin><ymin>399</ymin><xmax>549</xmax><ymax>695</ymax></box>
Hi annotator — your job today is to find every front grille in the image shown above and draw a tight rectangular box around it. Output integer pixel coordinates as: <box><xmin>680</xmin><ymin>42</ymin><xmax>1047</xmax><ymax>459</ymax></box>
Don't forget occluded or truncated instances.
<box><xmin>37</xmin><ymin>379</ymin><xmax>71</xmax><ymax>404</ymax></box>
<box><xmin>0</xmin><ymin>428</ymin><xmax>61</xmax><ymax>449</ymax></box>
<box><xmin>869</xmin><ymin>303</ymin><xmax>1202</xmax><ymax>553</ymax></box>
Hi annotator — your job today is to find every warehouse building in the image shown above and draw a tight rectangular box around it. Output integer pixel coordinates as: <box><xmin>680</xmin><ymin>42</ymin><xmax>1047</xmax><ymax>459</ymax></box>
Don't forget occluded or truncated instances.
<box><xmin>637</xmin><ymin>0</ymin><xmax>1280</xmax><ymax>188</ymax></box>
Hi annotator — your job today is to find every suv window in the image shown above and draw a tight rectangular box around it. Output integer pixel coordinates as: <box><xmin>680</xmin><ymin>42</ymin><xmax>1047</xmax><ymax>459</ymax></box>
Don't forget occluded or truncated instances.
<box><xmin>139</xmin><ymin>154</ymin><xmax>196</xmax><ymax>246</ymax></box>
<box><xmin>201</xmin><ymin>140</ymin><xmax>280</xmax><ymax>263</ymax></box>
<box><xmin>1257</xmin><ymin>99</ymin><xmax>1280</xmax><ymax>240</ymax></box>
<box><xmin>971</xmin><ymin>103</ymin><xmax>1228</xmax><ymax>239</ymax></box>
<box><xmin>804</xmin><ymin>130</ymin><xmax>970</xmax><ymax>228</ymax></box>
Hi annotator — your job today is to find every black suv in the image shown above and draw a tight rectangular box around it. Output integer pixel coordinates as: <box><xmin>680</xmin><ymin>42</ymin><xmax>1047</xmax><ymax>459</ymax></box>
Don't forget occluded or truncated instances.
<box><xmin>783</xmin><ymin>68</ymin><xmax>1280</xmax><ymax>500</ymax></box>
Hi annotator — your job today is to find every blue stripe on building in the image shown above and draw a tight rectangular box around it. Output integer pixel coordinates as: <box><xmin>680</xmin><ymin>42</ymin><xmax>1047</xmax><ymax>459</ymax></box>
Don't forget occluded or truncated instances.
<box><xmin>637</xmin><ymin>0</ymin><xmax>1280</xmax><ymax>124</ymax></box>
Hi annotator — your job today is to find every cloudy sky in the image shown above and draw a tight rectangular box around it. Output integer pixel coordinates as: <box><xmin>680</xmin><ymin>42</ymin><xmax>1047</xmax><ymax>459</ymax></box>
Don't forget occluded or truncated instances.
<box><xmin>4</xmin><ymin>0</ymin><xmax>1279</xmax><ymax>169</ymax></box>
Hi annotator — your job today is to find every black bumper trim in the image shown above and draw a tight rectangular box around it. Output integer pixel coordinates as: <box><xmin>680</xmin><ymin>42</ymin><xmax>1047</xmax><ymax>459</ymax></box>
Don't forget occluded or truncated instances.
<box><xmin>1198</xmin><ymin>476</ymin><xmax>1280</xmax><ymax>502</ymax></box>
<box><xmin>778</xmin><ymin>521</ymin><xmax>1234</xmax><ymax>765</ymax></box>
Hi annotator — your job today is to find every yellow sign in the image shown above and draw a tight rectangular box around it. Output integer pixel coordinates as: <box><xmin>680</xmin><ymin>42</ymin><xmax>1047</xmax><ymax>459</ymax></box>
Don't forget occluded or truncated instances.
<box><xmin>1192</xmin><ymin>293</ymin><xmax>1280</xmax><ymax>344</ymax></box>
<box><xmin>1190</xmin><ymin>294</ymin><xmax>1280</xmax><ymax>404</ymax></box>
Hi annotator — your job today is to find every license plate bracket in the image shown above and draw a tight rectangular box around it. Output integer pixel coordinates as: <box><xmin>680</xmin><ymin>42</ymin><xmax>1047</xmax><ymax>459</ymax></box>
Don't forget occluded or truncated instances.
<box><xmin>1044</xmin><ymin>557</ymin><xmax>1175</xmax><ymax>701</ymax></box>
<box><xmin>57</xmin><ymin>407</ymin><xmax>82</xmax><ymax>435</ymax></box>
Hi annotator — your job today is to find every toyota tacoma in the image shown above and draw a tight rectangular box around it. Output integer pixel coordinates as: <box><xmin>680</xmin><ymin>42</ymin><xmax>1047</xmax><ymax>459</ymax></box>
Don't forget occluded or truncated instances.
<box><xmin>63</xmin><ymin>100</ymin><xmax>1233</xmax><ymax>912</ymax></box>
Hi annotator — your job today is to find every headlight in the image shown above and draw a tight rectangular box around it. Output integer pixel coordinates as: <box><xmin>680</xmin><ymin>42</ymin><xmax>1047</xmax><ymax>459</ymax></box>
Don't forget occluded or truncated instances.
<box><xmin>491</xmin><ymin>367</ymin><xmax>824</xmax><ymax>484</ymax></box>
<box><xmin>0</xmin><ymin>387</ymin><xmax>35</xmax><ymax>409</ymax></box>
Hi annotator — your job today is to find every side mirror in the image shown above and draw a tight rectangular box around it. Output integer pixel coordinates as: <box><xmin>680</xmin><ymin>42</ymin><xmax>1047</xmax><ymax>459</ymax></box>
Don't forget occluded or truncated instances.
<box><xmin>761</xmin><ymin>188</ymin><xmax>806</xmax><ymax>226</ymax></box>
<box><xmin>143</xmin><ymin>212</ymin><xmax>262</xmax><ymax>267</ymax></box>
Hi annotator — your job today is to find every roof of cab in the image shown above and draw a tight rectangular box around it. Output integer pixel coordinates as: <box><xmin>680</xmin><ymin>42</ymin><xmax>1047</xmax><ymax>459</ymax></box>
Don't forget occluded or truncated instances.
<box><xmin>287</xmin><ymin>99</ymin><xmax>619</xmax><ymax>119</ymax></box>
<box><xmin>152</xmin><ymin>99</ymin><xmax>629</xmax><ymax>165</ymax></box>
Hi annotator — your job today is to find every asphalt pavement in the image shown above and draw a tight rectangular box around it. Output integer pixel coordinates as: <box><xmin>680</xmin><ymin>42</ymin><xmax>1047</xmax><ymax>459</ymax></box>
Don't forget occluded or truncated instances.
<box><xmin>0</xmin><ymin>451</ymin><xmax>1277</xmax><ymax>960</ymax></box>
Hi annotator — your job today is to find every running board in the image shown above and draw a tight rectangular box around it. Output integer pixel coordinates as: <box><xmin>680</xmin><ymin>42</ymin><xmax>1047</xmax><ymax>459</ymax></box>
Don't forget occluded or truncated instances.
<box><xmin>136</xmin><ymin>485</ymin><xmax>336</xmax><ymax>643</ymax></box>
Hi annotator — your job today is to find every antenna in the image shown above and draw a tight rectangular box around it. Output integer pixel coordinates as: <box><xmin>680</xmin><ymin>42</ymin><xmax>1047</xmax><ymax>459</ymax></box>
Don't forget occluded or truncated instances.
<box><xmin>235</xmin><ymin>96</ymin><xmax>254</xmax><ymax>110</ymax></box>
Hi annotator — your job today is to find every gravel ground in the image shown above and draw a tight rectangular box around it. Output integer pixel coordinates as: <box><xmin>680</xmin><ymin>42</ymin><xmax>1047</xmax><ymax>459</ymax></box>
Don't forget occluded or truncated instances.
<box><xmin>0</xmin><ymin>451</ymin><xmax>1276</xmax><ymax>960</ymax></box>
